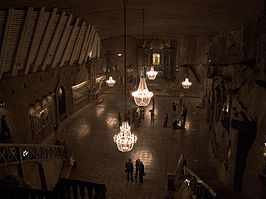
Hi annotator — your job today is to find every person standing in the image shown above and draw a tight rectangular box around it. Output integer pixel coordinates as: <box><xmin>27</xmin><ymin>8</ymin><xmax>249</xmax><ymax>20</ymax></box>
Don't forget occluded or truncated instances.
<box><xmin>172</xmin><ymin>102</ymin><xmax>177</xmax><ymax>111</ymax></box>
<box><xmin>125</xmin><ymin>159</ymin><xmax>134</xmax><ymax>182</ymax></box>
<box><xmin>1</xmin><ymin>115</ymin><xmax>11</xmax><ymax>138</ymax></box>
<box><xmin>118</xmin><ymin>112</ymin><xmax>122</xmax><ymax>126</ymax></box>
<box><xmin>149</xmin><ymin>108</ymin><xmax>154</xmax><ymax>124</ymax></box>
<box><xmin>180</xmin><ymin>105</ymin><xmax>188</xmax><ymax>128</ymax></box>
<box><xmin>139</xmin><ymin>161</ymin><xmax>145</xmax><ymax>183</ymax></box>
<box><xmin>135</xmin><ymin>159</ymin><xmax>140</xmax><ymax>178</ymax></box>
<box><xmin>163</xmin><ymin>113</ymin><xmax>168</xmax><ymax>127</ymax></box>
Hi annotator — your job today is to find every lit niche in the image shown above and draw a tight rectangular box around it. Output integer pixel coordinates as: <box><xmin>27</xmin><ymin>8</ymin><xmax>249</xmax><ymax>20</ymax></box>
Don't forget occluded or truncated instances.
<box><xmin>152</xmin><ymin>53</ymin><xmax>160</xmax><ymax>66</ymax></box>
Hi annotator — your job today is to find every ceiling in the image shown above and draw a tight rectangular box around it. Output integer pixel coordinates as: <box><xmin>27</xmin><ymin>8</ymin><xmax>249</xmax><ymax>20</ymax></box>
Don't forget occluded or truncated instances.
<box><xmin>0</xmin><ymin>0</ymin><xmax>264</xmax><ymax>39</ymax></box>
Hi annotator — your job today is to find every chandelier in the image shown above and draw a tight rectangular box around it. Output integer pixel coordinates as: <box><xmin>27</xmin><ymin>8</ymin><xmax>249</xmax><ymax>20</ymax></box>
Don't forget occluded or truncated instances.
<box><xmin>106</xmin><ymin>76</ymin><xmax>116</xmax><ymax>87</ymax></box>
<box><xmin>132</xmin><ymin>77</ymin><xmax>153</xmax><ymax>106</ymax></box>
<box><xmin>182</xmin><ymin>78</ymin><xmax>192</xmax><ymax>89</ymax></box>
<box><xmin>114</xmin><ymin>0</ymin><xmax>137</xmax><ymax>152</ymax></box>
<box><xmin>146</xmin><ymin>66</ymin><xmax>158</xmax><ymax>80</ymax></box>
<box><xmin>114</xmin><ymin>121</ymin><xmax>137</xmax><ymax>152</ymax></box>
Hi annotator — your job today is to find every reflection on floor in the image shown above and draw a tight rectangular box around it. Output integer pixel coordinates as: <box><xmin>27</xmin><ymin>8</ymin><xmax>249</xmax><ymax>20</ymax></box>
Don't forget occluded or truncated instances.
<box><xmin>58</xmin><ymin>93</ymin><xmax>234</xmax><ymax>198</ymax></box>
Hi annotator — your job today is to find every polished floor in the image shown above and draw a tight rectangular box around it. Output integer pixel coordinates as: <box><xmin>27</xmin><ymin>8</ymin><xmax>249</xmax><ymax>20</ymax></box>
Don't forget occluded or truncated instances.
<box><xmin>56</xmin><ymin>88</ymin><xmax>243</xmax><ymax>199</ymax></box>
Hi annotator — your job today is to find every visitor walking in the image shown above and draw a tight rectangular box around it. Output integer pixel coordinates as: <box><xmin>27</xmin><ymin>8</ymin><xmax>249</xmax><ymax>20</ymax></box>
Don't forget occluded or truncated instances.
<box><xmin>180</xmin><ymin>105</ymin><xmax>188</xmax><ymax>128</ymax></box>
<box><xmin>135</xmin><ymin>159</ymin><xmax>140</xmax><ymax>178</ymax></box>
<box><xmin>139</xmin><ymin>161</ymin><xmax>145</xmax><ymax>183</ymax></box>
<box><xmin>125</xmin><ymin>159</ymin><xmax>134</xmax><ymax>182</ymax></box>
<box><xmin>163</xmin><ymin>113</ymin><xmax>168</xmax><ymax>127</ymax></box>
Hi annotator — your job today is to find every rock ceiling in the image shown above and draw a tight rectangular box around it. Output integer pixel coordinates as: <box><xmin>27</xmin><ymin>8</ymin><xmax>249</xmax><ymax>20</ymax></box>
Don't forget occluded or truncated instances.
<box><xmin>0</xmin><ymin>0</ymin><xmax>264</xmax><ymax>39</ymax></box>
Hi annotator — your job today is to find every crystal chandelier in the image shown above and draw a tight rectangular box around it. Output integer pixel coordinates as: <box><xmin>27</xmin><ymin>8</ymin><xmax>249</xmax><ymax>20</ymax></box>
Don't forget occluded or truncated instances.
<box><xmin>114</xmin><ymin>0</ymin><xmax>137</xmax><ymax>152</ymax></box>
<box><xmin>106</xmin><ymin>76</ymin><xmax>116</xmax><ymax>87</ymax></box>
<box><xmin>114</xmin><ymin>121</ymin><xmax>137</xmax><ymax>152</ymax></box>
<box><xmin>182</xmin><ymin>78</ymin><xmax>192</xmax><ymax>89</ymax></box>
<box><xmin>146</xmin><ymin>66</ymin><xmax>158</xmax><ymax>80</ymax></box>
<box><xmin>132</xmin><ymin>77</ymin><xmax>153</xmax><ymax>106</ymax></box>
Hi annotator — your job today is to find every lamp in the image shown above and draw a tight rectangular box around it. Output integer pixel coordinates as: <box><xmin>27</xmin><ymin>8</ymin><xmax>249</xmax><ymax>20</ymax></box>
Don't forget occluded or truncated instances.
<box><xmin>132</xmin><ymin>8</ymin><xmax>153</xmax><ymax>106</ymax></box>
<box><xmin>182</xmin><ymin>77</ymin><xmax>192</xmax><ymax>89</ymax></box>
<box><xmin>103</xmin><ymin>29</ymin><xmax>116</xmax><ymax>87</ymax></box>
<box><xmin>106</xmin><ymin>76</ymin><xmax>116</xmax><ymax>87</ymax></box>
<box><xmin>114</xmin><ymin>0</ymin><xmax>137</xmax><ymax>152</ymax></box>
<box><xmin>146</xmin><ymin>66</ymin><xmax>158</xmax><ymax>80</ymax></box>
<box><xmin>132</xmin><ymin>76</ymin><xmax>153</xmax><ymax>106</ymax></box>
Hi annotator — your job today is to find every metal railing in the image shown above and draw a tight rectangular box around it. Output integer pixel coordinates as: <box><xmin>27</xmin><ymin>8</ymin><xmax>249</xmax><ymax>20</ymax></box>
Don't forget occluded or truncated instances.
<box><xmin>0</xmin><ymin>144</ymin><xmax>64</xmax><ymax>166</ymax></box>
<box><xmin>183</xmin><ymin>166</ymin><xmax>218</xmax><ymax>199</ymax></box>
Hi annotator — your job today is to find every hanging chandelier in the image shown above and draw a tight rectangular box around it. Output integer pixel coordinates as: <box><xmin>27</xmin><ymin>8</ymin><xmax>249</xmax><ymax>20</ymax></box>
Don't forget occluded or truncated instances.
<box><xmin>132</xmin><ymin>77</ymin><xmax>153</xmax><ymax>106</ymax></box>
<box><xmin>114</xmin><ymin>121</ymin><xmax>137</xmax><ymax>152</ymax></box>
<box><xmin>114</xmin><ymin>0</ymin><xmax>137</xmax><ymax>152</ymax></box>
<box><xmin>106</xmin><ymin>76</ymin><xmax>116</xmax><ymax>87</ymax></box>
<box><xmin>182</xmin><ymin>78</ymin><xmax>192</xmax><ymax>89</ymax></box>
<box><xmin>146</xmin><ymin>66</ymin><xmax>158</xmax><ymax>80</ymax></box>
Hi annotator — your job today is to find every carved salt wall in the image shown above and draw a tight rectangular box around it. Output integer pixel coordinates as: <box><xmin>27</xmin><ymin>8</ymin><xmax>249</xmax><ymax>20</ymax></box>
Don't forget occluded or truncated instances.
<box><xmin>206</xmin><ymin>15</ymin><xmax>266</xmax><ymax>199</ymax></box>
<box><xmin>0</xmin><ymin>7</ymin><xmax>101</xmax><ymax>143</ymax></box>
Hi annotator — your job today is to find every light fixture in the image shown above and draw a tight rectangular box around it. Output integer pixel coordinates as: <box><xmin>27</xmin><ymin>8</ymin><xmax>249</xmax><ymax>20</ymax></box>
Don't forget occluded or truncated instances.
<box><xmin>113</xmin><ymin>121</ymin><xmax>137</xmax><ymax>152</ymax></box>
<box><xmin>146</xmin><ymin>66</ymin><xmax>158</xmax><ymax>80</ymax></box>
<box><xmin>182</xmin><ymin>78</ymin><xmax>192</xmax><ymax>89</ymax></box>
<box><xmin>114</xmin><ymin>0</ymin><xmax>137</xmax><ymax>152</ymax></box>
<box><xmin>117</xmin><ymin>53</ymin><xmax>122</xmax><ymax>57</ymax></box>
<box><xmin>106</xmin><ymin>76</ymin><xmax>116</xmax><ymax>87</ymax></box>
<box><xmin>132</xmin><ymin>76</ymin><xmax>153</xmax><ymax>106</ymax></box>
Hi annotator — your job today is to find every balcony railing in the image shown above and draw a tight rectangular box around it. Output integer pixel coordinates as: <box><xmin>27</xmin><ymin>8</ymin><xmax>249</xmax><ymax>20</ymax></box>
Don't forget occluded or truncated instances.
<box><xmin>183</xmin><ymin>166</ymin><xmax>218</xmax><ymax>199</ymax></box>
<box><xmin>0</xmin><ymin>178</ymin><xmax>107</xmax><ymax>199</ymax></box>
<box><xmin>0</xmin><ymin>144</ymin><xmax>64</xmax><ymax>166</ymax></box>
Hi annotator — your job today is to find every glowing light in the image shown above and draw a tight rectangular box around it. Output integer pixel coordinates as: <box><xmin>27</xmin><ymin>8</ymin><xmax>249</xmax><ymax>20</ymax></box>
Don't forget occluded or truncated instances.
<box><xmin>185</xmin><ymin>179</ymin><xmax>190</xmax><ymax>186</ymax></box>
<box><xmin>146</xmin><ymin>66</ymin><xmax>158</xmax><ymax>80</ymax></box>
<box><xmin>114</xmin><ymin>121</ymin><xmax>137</xmax><ymax>152</ymax></box>
<box><xmin>106</xmin><ymin>76</ymin><xmax>116</xmax><ymax>87</ymax></box>
<box><xmin>117</xmin><ymin>53</ymin><xmax>122</xmax><ymax>57</ymax></box>
<box><xmin>182</xmin><ymin>78</ymin><xmax>192</xmax><ymax>89</ymax></box>
<box><xmin>132</xmin><ymin>77</ymin><xmax>153</xmax><ymax>107</ymax></box>
<box><xmin>23</xmin><ymin>150</ymin><xmax>29</xmax><ymax>157</ymax></box>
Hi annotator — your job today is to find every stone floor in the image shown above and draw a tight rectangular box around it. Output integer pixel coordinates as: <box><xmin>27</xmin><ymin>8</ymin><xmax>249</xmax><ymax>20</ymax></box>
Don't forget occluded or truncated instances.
<box><xmin>56</xmin><ymin>87</ymin><xmax>245</xmax><ymax>198</ymax></box>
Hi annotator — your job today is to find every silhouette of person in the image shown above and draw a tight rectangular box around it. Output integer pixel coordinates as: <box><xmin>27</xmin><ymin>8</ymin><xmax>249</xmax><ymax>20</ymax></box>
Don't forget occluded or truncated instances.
<box><xmin>135</xmin><ymin>159</ymin><xmax>140</xmax><ymax>178</ymax></box>
<box><xmin>1</xmin><ymin>115</ymin><xmax>11</xmax><ymax>138</ymax></box>
<box><xmin>125</xmin><ymin>159</ymin><xmax>133</xmax><ymax>182</ymax></box>
<box><xmin>139</xmin><ymin>161</ymin><xmax>145</xmax><ymax>183</ymax></box>
<box><xmin>163</xmin><ymin>113</ymin><xmax>168</xmax><ymax>127</ymax></box>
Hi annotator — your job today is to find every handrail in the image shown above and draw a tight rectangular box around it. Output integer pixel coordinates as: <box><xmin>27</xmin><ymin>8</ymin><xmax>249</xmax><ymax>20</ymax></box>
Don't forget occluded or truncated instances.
<box><xmin>0</xmin><ymin>143</ymin><xmax>64</xmax><ymax>165</ymax></box>
<box><xmin>183</xmin><ymin>166</ymin><xmax>217</xmax><ymax>199</ymax></box>
<box><xmin>0</xmin><ymin>178</ymin><xmax>107</xmax><ymax>199</ymax></box>
<box><xmin>56</xmin><ymin>178</ymin><xmax>107</xmax><ymax>199</ymax></box>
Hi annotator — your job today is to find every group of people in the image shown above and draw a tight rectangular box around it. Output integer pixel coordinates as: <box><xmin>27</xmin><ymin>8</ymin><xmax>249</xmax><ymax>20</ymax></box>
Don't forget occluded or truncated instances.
<box><xmin>125</xmin><ymin>158</ymin><xmax>145</xmax><ymax>183</ymax></box>
<box><xmin>118</xmin><ymin>107</ymin><xmax>145</xmax><ymax>128</ymax></box>
<box><xmin>162</xmin><ymin>103</ymin><xmax>188</xmax><ymax>130</ymax></box>
<box><xmin>172</xmin><ymin>104</ymin><xmax>188</xmax><ymax>129</ymax></box>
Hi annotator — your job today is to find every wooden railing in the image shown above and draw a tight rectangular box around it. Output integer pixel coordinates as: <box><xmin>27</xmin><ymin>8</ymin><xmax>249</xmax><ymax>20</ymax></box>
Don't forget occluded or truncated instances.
<box><xmin>183</xmin><ymin>166</ymin><xmax>218</xmax><ymax>199</ymax></box>
<box><xmin>0</xmin><ymin>143</ymin><xmax>64</xmax><ymax>166</ymax></box>
<box><xmin>0</xmin><ymin>178</ymin><xmax>107</xmax><ymax>199</ymax></box>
